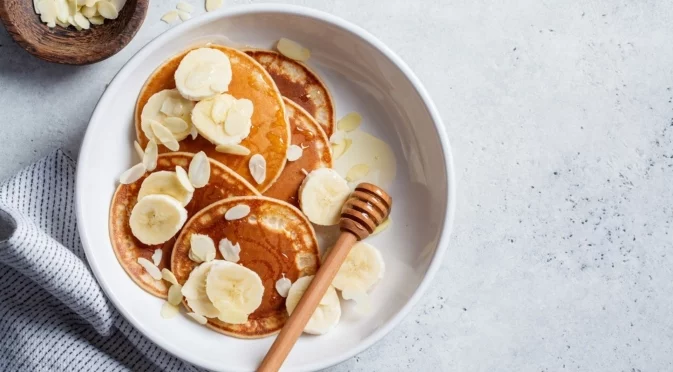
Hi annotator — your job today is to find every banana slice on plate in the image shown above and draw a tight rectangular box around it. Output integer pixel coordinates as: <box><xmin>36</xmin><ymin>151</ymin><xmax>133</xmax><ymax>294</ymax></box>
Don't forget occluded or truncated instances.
<box><xmin>191</xmin><ymin>93</ymin><xmax>253</xmax><ymax>146</ymax></box>
<box><xmin>140</xmin><ymin>89</ymin><xmax>195</xmax><ymax>143</ymax></box>
<box><xmin>205</xmin><ymin>260</ymin><xmax>264</xmax><ymax>324</ymax></box>
<box><xmin>285</xmin><ymin>275</ymin><xmax>341</xmax><ymax>335</ymax></box>
<box><xmin>298</xmin><ymin>168</ymin><xmax>351</xmax><ymax>226</ymax></box>
<box><xmin>175</xmin><ymin>48</ymin><xmax>233</xmax><ymax>101</ymax></box>
<box><xmin>137</xmin><ymin>171</ymin><xmax>194</xmax><ymax>206</ymax></box>
<box><xmin>182</xmin><ymin>261</ymin><xmax>220</xmax><ymax>318</ymax></box>
<box><xmin>129</xmin><ymin>194</ymin><xmax>188</xmax><ymax>245</ymax></box>
<box><xmin>332</xmin><ymin>242</ymin><xmax>385</xmax><ymax>297</ymax></box>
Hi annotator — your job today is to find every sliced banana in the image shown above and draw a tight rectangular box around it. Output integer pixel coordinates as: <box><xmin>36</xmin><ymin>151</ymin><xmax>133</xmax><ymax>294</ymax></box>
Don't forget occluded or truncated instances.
<box><xmin>285</xmin><ymin>276</ymin><xmax>341</xmax><ymax>335</ymax></box>
<box><xmin>205</xmin><ymin>260</ymin><xmax>264</xmax><ymax>324</ymax></box>
<box><xmin>332</xmin><ymin>242</ymin><xmax>384</xmax><ymax>296</ymax></box>
<box><xmin>298</xmin><ymin>168</ymin><xmax>350</xmax><ymax>226</ymax></box>
<box><xmin>129</xmin><ymin>194</ymin><xmax>188</xmax><ymax>245</ymax></box>
<box><xmin>175</xmin><ymin>48</ymin><xmax>232</xmax><ymax>101</ymax></box>
<box><xmin>182</xmin><ymin>261</ymin><xmax>220</xmax><ymax>318</ymax></box>
<box><xmin>141</xmin><ymin>89</ymin><xmax>195</xmax><ymax>143</ymax></box>
<box><xmin>191</xmin><ymin>94</ymin><xmax>253</xmax><ymax>146</ymax></box>
<box><xmin>137</xmin><ymin>171</ymin><xmax>193</xmax><ymax>206</ymax></box>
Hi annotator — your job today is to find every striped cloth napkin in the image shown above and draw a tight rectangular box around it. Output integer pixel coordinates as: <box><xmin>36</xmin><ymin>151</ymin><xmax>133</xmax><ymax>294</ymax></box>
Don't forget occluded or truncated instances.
<box><xmin>0</xmin><ymin>150</ymin><xmax>200</xmax><ymax>372</ymax></box>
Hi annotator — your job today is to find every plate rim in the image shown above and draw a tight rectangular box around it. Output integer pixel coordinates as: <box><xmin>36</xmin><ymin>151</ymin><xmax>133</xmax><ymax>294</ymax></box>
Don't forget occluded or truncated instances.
<box><xmin>76</xmin><ymin>3</ymin><xmax>456</xmax><ymax>371</ymax></box>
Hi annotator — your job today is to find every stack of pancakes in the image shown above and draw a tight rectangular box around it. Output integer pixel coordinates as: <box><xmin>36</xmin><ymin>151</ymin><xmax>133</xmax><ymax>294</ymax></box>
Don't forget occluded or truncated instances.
<box><xmin>110</xmin><ymin>45</ymin><xmax>337</xmax><ymax>338</ymax></box>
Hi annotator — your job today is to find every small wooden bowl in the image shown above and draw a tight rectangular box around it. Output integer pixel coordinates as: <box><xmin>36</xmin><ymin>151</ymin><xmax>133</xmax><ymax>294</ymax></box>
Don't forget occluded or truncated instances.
<box><xmin>0</xmin><ymin>0</ymin><xmax>148</xmax><ymax>65</ymax></box>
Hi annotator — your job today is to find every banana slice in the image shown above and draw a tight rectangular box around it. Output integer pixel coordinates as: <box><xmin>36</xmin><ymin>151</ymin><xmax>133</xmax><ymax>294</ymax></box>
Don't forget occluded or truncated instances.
<box><xmin>140</xmin><ymin>89</ymin><xmax>195</xmax><ymax>142</ymax></box>
<box><xmin>205</xmin><ymin>260</ymin><xmax>264</xmax><ymax>324</ymax></box>
<box><xmin>182</xmin><ymin>261</ymin><xmax>220</xmax><ymax>318</ymax></box>
<box><xmin>298</xmin><ymin>168</ymin><xmax>351</xmax><ymax>226</ymax></box>
<box><xmin>332</xmin><ymin>242</ymin><xmax>385</xmax><ymax>296</ymax></box>
<box><xmin>137</xmin><ymin>171</ymin><xmax>193</xmax><ymax>206</ymax></box>
<box><xmin>129</xmin><ymin>194</ymin><xmax>188</xmax><ymax>245</ymax></box>
<box><xmin>175</xmin><ymin>48</ymin><xmax>232</xmax><ymax>101</ymax></box>
<box><xmin>285</xmin><ymin>276</ymin><xmax>341</xmax><ymax>335</ymax></box>
<box><xmin>191</xmin><ymin>94</ymin><xmax>253</xmax><ymax>146</ymax></box>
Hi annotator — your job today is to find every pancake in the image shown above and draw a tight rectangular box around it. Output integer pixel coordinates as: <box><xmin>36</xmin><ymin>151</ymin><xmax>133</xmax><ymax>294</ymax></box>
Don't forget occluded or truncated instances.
<box><xmin>135</xmin><ymin>45</ymin><xmax>290</xmax><ymax>193</ymax></box>
<box><xmin>264</xmin><ymin>98</ymin><xmax>333</xmax><ymax>206</ymax></box>
<box><xmin>244</xmin><ymin>49</ymin><xmax>335</xmax><ymax>137</ymax></box>
<box><xmin>109</xmin><ymin>153</ymin><xmax>259</xmax><ymax>298</ymax></box>
<box><xmin>171</xmin><ymin>196</ymin><xmax>320</xmax><ymax>338</ymax></box>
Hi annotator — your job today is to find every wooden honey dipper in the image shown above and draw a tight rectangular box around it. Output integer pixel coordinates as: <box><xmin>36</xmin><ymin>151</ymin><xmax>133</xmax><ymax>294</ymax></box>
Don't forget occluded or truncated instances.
<box><xmin>258</xmin><ymin>183</ymin><xmax>392</xmax><ymax>371</ymax></box>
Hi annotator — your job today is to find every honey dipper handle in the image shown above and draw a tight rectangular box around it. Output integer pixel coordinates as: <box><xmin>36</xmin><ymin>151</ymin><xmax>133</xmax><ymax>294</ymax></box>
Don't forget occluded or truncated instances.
<box><xmin>258</xmin><ymin>232</ymin><xmax>358</xmax><ymax>372</ymax></box>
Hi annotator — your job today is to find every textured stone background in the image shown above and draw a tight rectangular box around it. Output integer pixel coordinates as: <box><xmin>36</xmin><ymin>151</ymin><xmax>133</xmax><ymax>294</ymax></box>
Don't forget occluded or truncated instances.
<box><xmin>2</xmin><ymin>0</ymin><xmax>672</xmax><ymax>371</ymax></box>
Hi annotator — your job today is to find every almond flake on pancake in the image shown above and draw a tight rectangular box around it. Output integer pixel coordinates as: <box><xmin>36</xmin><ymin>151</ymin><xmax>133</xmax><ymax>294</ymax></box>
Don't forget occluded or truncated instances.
<box><xmin>188</xmin><ymin>151</ymin><xmax>210</xmax><ymax>188</ymax></box>
<box><xmin>137</xmin><ymin>257</ymin><xmax>162</xmax><ymax>280</ymax></box>
<box><xmin>275</xmin><ymin>275</ymin><xmax>291</xmax><ymax>298</ymax></box>
<box><xmin>175</xmin><ymin>165</ymin><xmax>195</xmax><ymax>193</ymax></box>
<box><xmin>248</xmin><ymin>154</ymin><xmax>266</xmax><ymax>184</ymax></box>
<box><xmin>162</xmin><ymin>268</ymin><xmax>179</xmax><ymax>285</ymax></box>
<box><xmin>151</xmin><ymin>248</ymin><xmax>163</xmax><ymax>266</ymax></box>
<box><xmin>286</xmin><ymin>145</ymin><xmax>303</xmax><ymax>161</ymax></box>
<box><xmin>218</xmin><ymin>238</ymin><xmax>241</xmax><ymax>263</ymax></box>
<box><xmin>224</xmin><ymin>204</ymin><xmax>250</xmax><ymax>220</ymax></box>
<box><xmin>190</xmin><ymin>234</ymin><xmax>216</xmax><ymax>263</ymax></box>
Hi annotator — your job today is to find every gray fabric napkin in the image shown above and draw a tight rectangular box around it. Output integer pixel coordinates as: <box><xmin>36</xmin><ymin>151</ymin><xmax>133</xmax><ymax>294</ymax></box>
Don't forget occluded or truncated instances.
<box><xmin>0</xmin><ymin>149</ymin><xmax>200</xmax><ymax>372</ymax></box>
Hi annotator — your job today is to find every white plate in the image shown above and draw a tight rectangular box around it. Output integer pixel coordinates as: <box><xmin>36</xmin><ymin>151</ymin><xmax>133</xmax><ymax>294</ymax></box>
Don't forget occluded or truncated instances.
<box><xmin>76</xmin><ymin>4</ymin><xmax>456</xmax><ymax>372</ymax></box>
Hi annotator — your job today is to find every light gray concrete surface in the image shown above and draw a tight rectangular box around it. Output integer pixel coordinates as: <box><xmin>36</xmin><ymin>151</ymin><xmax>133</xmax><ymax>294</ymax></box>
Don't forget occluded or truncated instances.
<box><xmin>2</xmin><ymin>0</ymin><xmax>673</xmax><ymax>371</ymax></box>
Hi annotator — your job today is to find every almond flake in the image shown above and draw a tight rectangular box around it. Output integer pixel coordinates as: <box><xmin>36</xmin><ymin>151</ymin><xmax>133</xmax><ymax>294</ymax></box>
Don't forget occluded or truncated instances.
<box><xmin>186</xmin><ymin>312</ymin><xmax>208</xmax><ymax>324</ymax></box>
<box><xmin>88</xmin><ymin>15</ymin><xmax>104</xmax><ymax>25</ymax></box>
<box><xmin>97</xmin><ymin>1</ymin><xmax>118</xmax><ymax>19</ymax></box>
<box><xmin>161</xmin><ymin>268</ymin><xmax>179</xmax><ymax>285</ymax></box>
<box><xmin>175</xmin><ymin>165</ymin><xmax>195</xmax><ymax>193</ymax></box>
<box><xmin>248</xmin><ymin>154</ymin><xmax>266</xmax><ymax>184</ymax></box>
<box><xmin>81</xmin><ymin>5</ymin><xmax>96</xmax><ymax>18</ymax></box>
<box><xmin>372</xmin><ymin>216</ymin><xmax>391</xmax><ymax>236</ymax></box>
<box><xmin>224</xmin><ymin>204</ymin><xmax>250</xmax><ymax>220</ymax></box>
<box><xmin>160</xmin><ymin>302</ymin><xmax>179</xmax><ymax>319</ymax></box>
<box><xmin>161</xmin><ymin>10</ymin><xmax>178</xmax><ymax>23</ymax></box>
<box><xmin>345</xmin><ymin>163</ymin><xmax>370</xmax><ymax>182</ymax></box>
<box><xmin>143</xmin><ymin>140</ymin><xmax>158</xmax><ymax>171</ymax></box>
<box><xmin>151</xmin><ymin>248</ymin><xmax>163</xmax><ymax>266</ymax></box>
<box><xmin>286</xmin><ymin>144</ymin><xmax>303</xmax><ymax>162</ymax></box>
<box><xmin>215</xmin><ymin>144</ymin><xmax>250</xmax><ymax>156</ymax></box>
<box><xmin>84</xmin><ymin>0</ymin><xmax>98</xmax><ymax>7</ymax></box>
<box><xmin>38</xmin><ymin>0</ymin><xmax>58</xmax><ymax>27</ymax></box>
<box><xmin>337</xmin><ymin>112</ymin><xmax>362</xmax><ymax>132</ymax></box>
<box><xmin>176</xmin><ymin>1</ymin><xmax>193</xmax><ymax>12</ymax></box>
<box><xmin>73</xmin><ymin>13</ymin><xmax>90</xmax><ymax>29</ymax></box>
<box><xmin>331</xmin><ymin>138</ymin><xmax>352</xmax><ymax>160</ymax></box>
<box><xmin>119</xmin><ymin>163</ymin><xmax>146</xmax><ymax>184</ymax></box>
<box><xmin>189</xmin><ymin>126</ymin><xmax>198</xmax><ymax>140</ymax></box>
<box><xmin>329</xmin><ymin>130</ymin><xmax>346</xmax><ymax>144</ymax></box>
<box><xmin>188</xmin><ymin>151</ymin><xmax>210</xmax><ymax>188</ymax></box>
<box><xmin>205</xmin><ymin>0</ymin><xmax>222</xmax><ymax>11</ymax></box>
<box><xmin>151</xmin><ymin>121</ymin><xmax>180</xmax><ymax>151</ymax></box>
<box><xmin>218</xmin><ymin>238</ymin><xmax>241</xmax><ymax>262</ymax></box>
<box><xmin>190</xmin><ymin>234</ymin><xmax>216</xmax><ymax>263</ymax></box>
<box><xmin>277</xmin><ymin>38</ymin><xmax>311</xmax><ymax>62</ymax></box>
<box><xmin>137</xmin><ymin>257</ymin><xmax>162</xmax><ymax>280</ymax></box>
<box><xmin>167</xmin><ymin>284</ymin><xmax>183</xmax><ymax>305</ymax></box>
<box><xmin>163</xmin><ymin>117</ymin><xmax>189</xmax><ymax>134</ymax></box>
<box><xmin>133</xmin><ymin>140</ymin><xmax>144</xmax><ymax>159</ymax></box>
<box><xmin>177</xmin><ymin>10</ymin><xmax>190</xmax><ymax>21</ymax></box>
<box><xmin>275</xmin><ymin>276</ymin><xmax>291</xmax><ymax>298</ymax></box>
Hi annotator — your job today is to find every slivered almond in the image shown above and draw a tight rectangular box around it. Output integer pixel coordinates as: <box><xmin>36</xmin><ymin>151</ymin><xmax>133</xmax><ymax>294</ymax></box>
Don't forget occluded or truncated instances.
<box><xmin>337</xmin><ymin>112</ymin><xmax>362</xmax><ymax>132</ymax></box>
<box><xmin>177</xmin><ymin>10</ymin><xmax>190</xmax><ymax>21</ymax></box>
<box><xmin>160</xmin><ymin>302</ymin><xmax>179</xmax><ymax>319</ymax></box>
<box><xmin>151</xmin><ymin>121</ymin><xmax>180</xmax><ymax>151</ymax></box>
<box><xmin>331</xmin><ymin>138</ymin><xmax>352</xmax><ymax>160</ymax></box>
<box><xmin>163</xmin><ymin>117</ymin><xmax>189</xmax><ymax>133</ymax></box>
<box><xmin>286</xmin><ymin>145</ymin><xmax>303</xmax><ymax>161</ymax></box>
<box><xmin>175</xmin><ymin>166</ymin><xmax>195</xmax><ymax>193</ymax></box>
<box><xmin>151</xmin><ymin>249</ymin><xmax>163</xmax><ymax>266</ymax></box>
<box><xmin>275</xmin><ymin>276</ymin><xmax>291</xmax><ymax>298</ymax></box>
<box><xmin>216</xmin><ymin>144</ymin><xmax>250</xmax><ymax>156</ymax></box>
<box><xmin>133</xmin><ymin>140</ymin><xmax>144</xmax><ymax>159</ymax></box>
<box><xmin>205</xmin><ymin>0</ymin><xmax>222</xmax><ymax>12</ymax></box>
<box><xmin>218</xmin><ymin>238</ymin><xmax>241</xmax><ymax>262</ymax></box>
<box><xmin>143</xmin><ymin>140</ymin><xmax>158</xmax><ymax>171</ymax></box>
<box><xmin>167</xmin><ymin>284</ymin><xmax>183</xmax><ymax>305</ymax></box>
<box><xmin>248</xmin><ymin>154</ymin><xmax>266</xmax><ymax>184</ymax></box>
<box><xmin>161</xmin><ymin>10</ymin><xmax>178</xmax><ymax>23</ymax></box>
<box><xmin>277</xmin><ymin>38</ymin><xmax>310</xmax><ymax>62</ymax></box>
<box><xmin>119</xmin><ymin>163</ymin><xmax>146</xmax><ymax>184</ymax></box>
<box><xmin>161</xmin><ymin>268</ymin><xmax>178</xmax><ymax>285</ymax></box>
<box><xmin>176</xmin><ymin>1</ymin><xmax>193</xmax><ymax>12</ymax></box>
<box><xmin>188</xmin><ymin>151</ymin><xmax>210</xmax><ymax>188</ymax></box>
<box><xmin>224</xmin><ymin>204</ymin><xmax>250</xmax><ymax>220</ymax></box>
<box><xmin>137</xmin><ymin>257</ymin><xmax>162</xmax><ymax>280</ymax></box>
